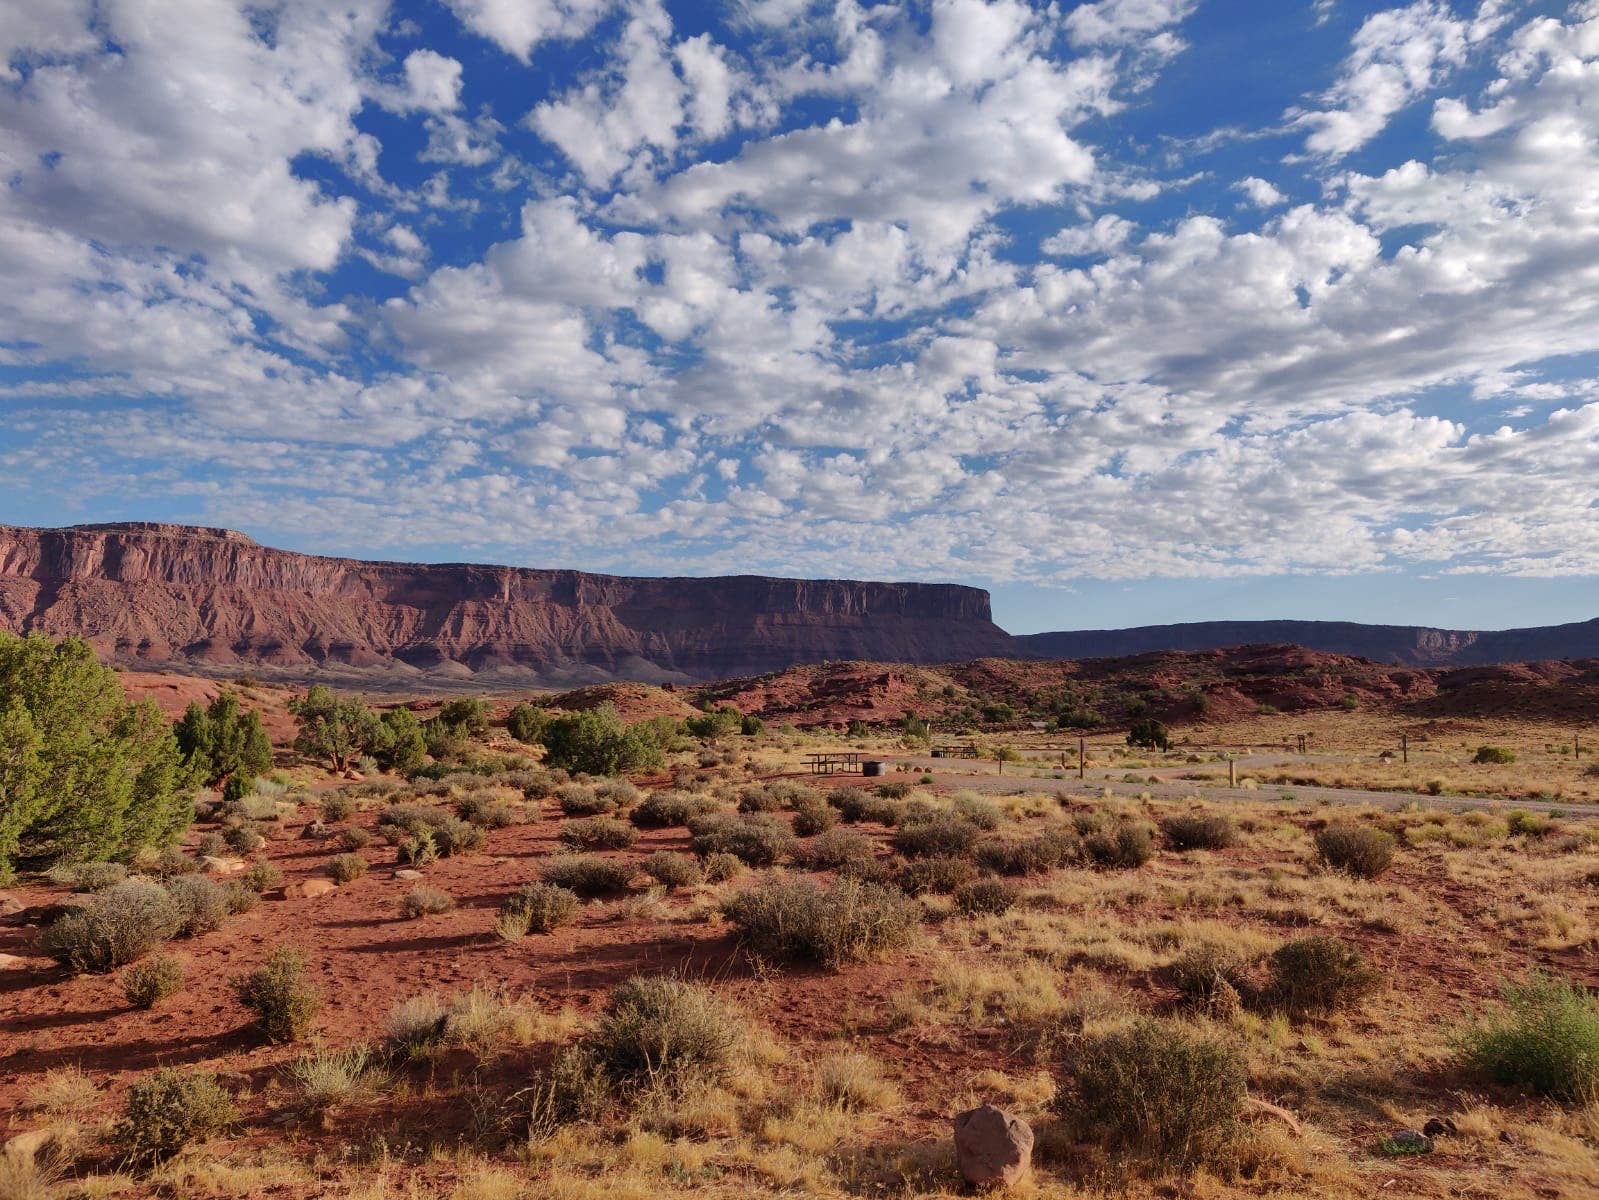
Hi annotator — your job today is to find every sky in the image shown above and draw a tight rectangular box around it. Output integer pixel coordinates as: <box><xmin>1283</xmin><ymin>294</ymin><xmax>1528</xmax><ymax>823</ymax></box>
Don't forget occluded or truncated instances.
<box><xmin>2</xmin><ymin>0</ymin><xmax>1598</xmax><ymax>635</ymax></box>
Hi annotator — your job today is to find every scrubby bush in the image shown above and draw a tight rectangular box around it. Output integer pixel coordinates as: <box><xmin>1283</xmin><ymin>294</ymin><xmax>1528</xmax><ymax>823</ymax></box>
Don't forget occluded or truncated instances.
<box><xmin>399</xmin><ymin>885</ymin><xmax>455</xmax><ymax>918</ymax></box>
<box><xmin>829</xmin><ymin>788</ymin><xmax>903</xmax><ymax>825</ymax></box>
<box><xmin>1315</xmin><ymin>824</ymin><xmax>1395</xmax><ymax>879</ymax></box>
<box><xmin>224</xmin><ymin>881</ymin><xmax>259</xmax><ymax>914</ymax></box>
<box><xmin>113</xmin><ymin>1068</ymin><xmax>236</xmax><ymax>1166</ymax></box>
<box><xmin>501</xmin><ymin>881</ymin><xmax>581</xmax><ymax>935</ymax></box>
<box><xmin>507</xmin><ymin>701</ymin><xmax>548</xmax><ymax>745</ymax></box>
<box><xmin>1084</xmin><ymin>821</ymin><xmax>1155</xmax><ymax>869</ymax></box>
<box><xmin>892</xmin><ymin>815</ymin><xmax>981</xmax><ymax>859</ymax></box>
<box><xmin>327</xmin><ymin>852</ymin><xmax>369</xmax><ymax>883</ymax></box>
<box><xmin>122</xmin><ymin>953</ymin><xmax>185</xmax><ymax>1009</ymax></box>
<box><xmin>290</xmin><ymin>1043</ymin><xmax>391</xmax><ymax>1109</ymax></box>
<box><xmin>1126</xmin><ymin>719</ymin><xmax>1172</xmax><ymax>752</ymax></box>
<box><xmin>802</xmin><ymin>827</ymin><xmax>878</xmax><ymax>873</ymax></box>
<box><xmin>974</xmin><ymin>827</ymin><xmax>1082</xmax><ymax>875</ymax></box>
<box><xmin>338</xmin><ymin>825</ymin><xmax>372</xmax><ymax>851</ymax></box>
<box><xmin>792</xmin><ymin>800</ymin><xmax>838</xmax><ymax>837</ymax></box>
<box><xmin>723</xmin><ymin>876</ymin><xmax>918</xmax><ymax>967</ymax></box>
<box><xmin>630</xmin><ymin>790</ymin><xmax>716</xmax><ymax>829</ymax></box>
<box><xmin>232</xmin><ymin>947</ymin><xmax>320</xmax><ymax>1042</ymax></box>
<box><xmin>1053</xmin><ymin>1017</ymin><xmax>1246</xmax><ymax>1169</ymax></box>
<box><xmin>691</xmin><ymin>812</ymin><xmax>796</xmax><ymax>866</ymax></box>
<box><xmin>165</xmin><ymin>875</ymin><xmax>230</xmax><ymax>935</ymax></box>
<box><xmin>894</xmin><ymin>855</ymin><xmax>978</xmax><ymax>896</ymax></box>
<box><xmin>952</xmin><ymin>793</ymin><xmax>1002</xmax><ymax>830</ymax></box>
<box><xmin>736</xmin><ymin>786</ymin><xmax>786</xmax><ymax>813</ymax></box>
<box><xmin>376</xmin><ymin>803</ymin><xmax>483</xmax><ymax>858</ymax></box>
<box><xmin>1460</xmin><ymin>974</ymin><xmax>1599</xmax><ymax>1101</ymax></box>
<box><xmin>955</xmin><ymin>878</ymin><xmax>1021</xmax><ymax>917</ymax></box>
<box><xmin>40</xmin><ymin>879</ymin><xmax>182</xmax><ymax>972</ymax></box>
<box><xmin>541</xmin><ymin>856</ymin><xmax>633</xmax><ymax>897</ymax></box>
<box><xmin>586</xmin><ymin>976</ymin><xmax>741</xmax><ymax>1090</ymax></box>
<box><xmin>1167</xmin><ymin>944</ymin><xmax>1255</xmax><ymax>1013</ymax></box>
<box><xmin>321</xmin><ymin>793</ymin><xmax>356</xmax><ymax>823</ymax></box>
<box><xmin>559</xmin><ymin>816</ymin><xmax>637</xmax><ymax>851</ymax></box>
<box><xmin>222</xmin><ymin>822</ymin><xmax>265</xmax><ymax>854</ymax></box>
<box><xmin>702</xmin><ymin>851</ymin><xmax>742</xmax><ymax>883</ymax></box>
<box><xmin>643</xmin><ymin>851</ymin><xmax>702</xmax><ymax>890</ymax></box>
<box><xmin>556</xmin><ymin>783</ymin><xmax>613</xmax><ymax>816</ymax></box>
<box><xmin>49</xmin><ymin>860</ymin><xmax>129</xmax><ymax>892</ymax></box>
<box><xmin>1265</xmin><ymin>936</ymin><xmax>1382</xmax><ymax>1019</ymax></box>
<box><xmin>1161</xmin><ymin>813</ymin><xmax>1238</xmax><ymax>851</ymax></box>
<box><xmin>242</xmin><ymin>859</ymin><xmax>281</xmax><ymax>893</ymax></box>
<box><xmin>1507</xmin><ymin>809</ymin><xmax>1556</xmax><ymax>838</ymax></box>
<box><xmin>456</xmin><ymin>793</ymin><xmax>517</xmax><ymax>828</ymax></box>
<box><xmin>1473</xmin><ymin>745</ymin><xmax>1517</xmax><ymax>765</ymax></box>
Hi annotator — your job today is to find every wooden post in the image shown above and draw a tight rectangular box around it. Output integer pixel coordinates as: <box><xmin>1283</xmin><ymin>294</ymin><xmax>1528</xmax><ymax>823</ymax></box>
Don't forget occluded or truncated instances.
<box><xmin>1401</xmin><ymin>734</ymin><xmax>1408</xmax><ymax>765</ymax></box>
<box><xmin>1079</xmin><ymin>737</ymin><xmax>1086</xmax><ymax>780</ymax></box>
<box><xmin>1228</xmin><ymin>757</ymin><xmax>1236</xmax><ymax>788</ymax></box>
<box><xmin>1575</xmin><ymin>733</ymin><xmax>1581</xmax><ymax>760</ymax></box>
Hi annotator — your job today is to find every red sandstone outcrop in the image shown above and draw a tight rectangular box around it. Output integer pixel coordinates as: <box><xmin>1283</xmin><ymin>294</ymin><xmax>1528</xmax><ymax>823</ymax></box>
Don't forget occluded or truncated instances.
<box><xmin>0</xmin><ymin>523</ymin><xmax>1015</xmax><ymax>683</ymax></box>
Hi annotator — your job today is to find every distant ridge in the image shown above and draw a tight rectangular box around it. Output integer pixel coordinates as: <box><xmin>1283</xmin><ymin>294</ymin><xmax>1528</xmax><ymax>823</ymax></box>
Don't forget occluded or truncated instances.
<box><xmin>1015</xmin><ymin>617</ymin><xmax>1599</xmax><ymax>667</ymax></box>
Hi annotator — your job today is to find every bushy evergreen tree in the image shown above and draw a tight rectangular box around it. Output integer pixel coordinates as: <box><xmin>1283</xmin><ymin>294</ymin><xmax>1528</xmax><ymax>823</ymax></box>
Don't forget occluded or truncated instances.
<box><xmin>173</xmin><ymin>691</ymin><xmax>272</xmax><ymax>789</ymax></box>
<box><xmin>0</xmin><ymin>634</ymin><xmax>191</xmax><ymax>880</ymax></box>
<box><xmin>540</xmin><ymin>704</ymin><xmax>663</xmax><ymax>776</ymax></box>
<box><xmin>288</xmin><ymin>685</ymin><xmax>385</xmax><ymax>772</ymax></box>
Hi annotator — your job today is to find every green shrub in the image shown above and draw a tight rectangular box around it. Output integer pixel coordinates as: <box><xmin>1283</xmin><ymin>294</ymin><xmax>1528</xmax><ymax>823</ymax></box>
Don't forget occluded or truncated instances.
<box><xmin>630</xmin><ymin>790</ymin><xmax>716</xmax><ymax>829</ymax></box>
<box><xmin>1265</xmin><ymin>936</ymin><xmax>1382</xmax><ymax>1019</ymax></box>
<box><xmin>1473</xmin><ymin>745</ymin><xmax>1516</xmax><ymax>765</ymax></box>
<box><xmin>556</xmin><ymin>783</ymin><xmax>613</xmax><ymax>816</ymax></box>
<box><xmin>736</xmin><ymin>786</ymin><xmax>786</xmax><ymax>813</ymax></box>
<box><xmin>540</xmin><ymin>705</ymin><xmax>663</xmax><ymax>776</ymax></box>
<box><xmin>1167</xmin><ymin>944</ymin><xmax>1254</xmax><ymax>1012</ymax></box>
<box><xmin>49</xmin><ymin>860</ymin><xmax>129</xmax><ymax>892</ymax></box>
<box><xmin>222</xmin><ymin>822</ymin><xmax>265</xmax><ymax>854</ymax></box>
<box><xmin>456</xmin><ymin>793</ymin><xmax>517</xmax><ymax>828</ymax></box>
<box><xmin>232</xmin><ymin>947</ymin><xmax>321</xmax><ymax>1042</ymax></box>
<box><xmin>241</xmin><ymin>859</ymin><xmax>281</xmax><ymax>893</ymax></box>
<box><xmin>643</xmin><ymin>851</ymin><xmax>702</xmax><ymax>890</ymax></box>
<box><xmin>338</xmin><ymin>826</ymin><xmax>372</xmax><ymax>851</ymax></box>
<box><xmin>1315</xmin><ymin>824</ymin><xmax>1395</xmax><ymax>879</ymax></box>
<box><xmin>399</xmin><ymin>885</ymin><xmax>455</xmax><ymax>918</ymax></box>
<box><xmin>690</xmin><ymin>813</ymin><xmax>796</xmax><ymax>866</ymax></box>
<box><xmin>559</xmin><ymin>816</ymin><xmax>637</xmax><ymax>851</ymax></box>
<box><xmin>149</xmin><ymin>846</ymin><xmax>200</xmax><ymax>878</ymax></box>
<box><xmin>500</xmin><ymin>882</ymin><xmax>581</xmax><ymax>935</ymax></box>
<box><xmin>122</xmin><ymin>953</ymin><xmax>185</xmax><ymax>1009</ymax></box>
<box><xmin>113</xmin><ymin>1068</ymin><xmax>235</xmax><ymax>1166</ymax></box>
<box><xmin>894</xmin><ymin>855</ymin><xmax>978</xmax><ymax>896</ymax></box>
<box><xmin>722</xmin><ymin>876</ymin><xmax>918</xmax><ymax>968</ymax></box>
<box><xmin>802</xmin><ymin>827</ymin><xmax>878</xmax><ymax>873</ymax></box>
<box><xmin>540</xmin><ymin>856</ymin><xmax>632</xmax><ymax>897</ymax></box>
<box><xmin>952</xmin><ymin>794</ymin><xmax>1002</xmax><ymax>830</ymax></box>
<box><xmin>792</xmin><ymin>801</ymin><xmax>838</xmax><ymax>837</ymax></box>
<box><xmin>1054</xmin><ymin>1018</ymin><xmax>1245</xmax><ymax>1169</ymax></box>
<box><xmin>327</xmin><ymin>852</ymin><xmax>368</xmax><ymax>883</ymax></box>
<box><xmin>165</xmin><ymin>875</ymin><xmax>230</xmax><ymax>935</ymax></box>
<box><xmin>224</xmin><ymin>880</ymin><xmax>259</xmax><ymax>914</ymax></box>
<box><xmin>1160</xmin><ymin>813</ymin><xmax>1238</xmax><ymax>851</ymax></box>
<box><xmin>1084</xmin><ymin>822</ymin><xmax>1155</xmax><ymax>869</ymax></box>
<box><xmin>507</xmin><ymin>702</ymin><xmax>548</xmax><ymax>745</ymax></box>
<box><xmin>398</xmin><ymin>831</ymin><xmax>439</xmax><ymax>866</ymax></box>
<box><xmin>39</xmin><ymin>879</ymin><xmax>181</xmax><ymax>972</ymax></box>
<box><xmin>702</xmin><ymin>851</ymin><xmax>742</xmax><ymax>883</ymax></box>
<box><xmin>585</xmin><ymin>976</ymin><xmax>741</xmax><ymax>1091</ymax></box>
<box><xmin>1460</xmin><ymin>974</ymin><xmax>1599</xmax><ymax>1101</ymax></box>
<box><xmin>1507</xmin><ymin>809</ymin><xmax>1556</xmax><ymax>838</ymax></box>
<box><xmin>891</xmin><ymin>816</ymin><xmax>980</xmax><ymax>859</ymax></box>
<box><xmin>974</xmin><ymin>827</ymin><xmax>1081</xmax><ymax>875</ymax></box>
<box><xmin>321</xmin><ymin>794</ymin><xmax>356</xmax><ymax>823</ymax></box>
<box><xmin>954</xmin><ymin>878</ymin><xmax>1021</xmax><ymax>916</ymax></box>
<box><xmin>828</xmin><ymin>788</ymin><xmax>902</xmax><ymax>825</ymax></box>
<box><xmin>1126</xmin><ymin>719</ymin><xmax>1172</xmax><ymax>751</ymax></box>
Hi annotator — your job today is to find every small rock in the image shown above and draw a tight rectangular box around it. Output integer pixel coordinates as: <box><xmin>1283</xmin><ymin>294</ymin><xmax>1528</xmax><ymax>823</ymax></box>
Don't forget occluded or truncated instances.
<box><xmin>0</xmin><ymin>952</ymin><xmax>34</xmax><ymax>971</ymax></box>
<box><xmin>953</xmin><ymin>1103</ymin><xmax>1033</xmax><ymax>1188</ymax></box>
<box><xmin>294</xmin><ymin>879</ymin><xmax>337</xmax><ymax>899</ymax></box>
<box><xmin>300</xmin><ymin>822</ymin><xmax>330</xmax><ymax>841</ymax></box>
<box><xmin>0</xmin><ymin>894</ymin><xmax>22</xmax><ymax>919</ymax></box>
<box><xmin>1382</xmin><ymin>1130</ymin><xmax>1432</xmax><ymax>1155</ymax></box>
<box><xmin>1244</xmin><ymin>1096</ymin><xmax>1302</xmax><ymax>1136</ymax></box>
<box><xmin>394</xmin><ymin>869</ymin><xmax>424</xmax><ymax>881</ymax></box>
<box><xmin>344</xmin><ymin>769</ymin><xmax>365</xmax><ymax>782</ymax></box>
<box><xmin>4</xmin><ymin>1128</ymin><xmax>57</xmax><ymax>1161</ymax></box>
<box><xmin>1422</xmin><ymin>1117</ymin><xmax>1456</xmax><ymax>1139</ymax></box>
<box><xmin>200</xmin><ymin>855</ymin><xmax>245</xmax><ymax>875</ymax></box>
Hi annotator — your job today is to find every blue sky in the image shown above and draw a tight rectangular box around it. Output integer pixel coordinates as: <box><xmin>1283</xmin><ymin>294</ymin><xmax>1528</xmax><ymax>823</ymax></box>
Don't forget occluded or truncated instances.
<box><xmin>2</xmin><ymin>0</ymin><xmax>1597</xmax><ymax>635</ymax></box>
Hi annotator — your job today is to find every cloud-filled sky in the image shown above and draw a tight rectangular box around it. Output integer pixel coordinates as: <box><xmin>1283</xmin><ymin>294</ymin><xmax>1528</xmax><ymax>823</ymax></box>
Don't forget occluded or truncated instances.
<box><xmin>2</xmin><ymin>0</ymin><xmax>1597</xmax><ymax>633</ymax></box>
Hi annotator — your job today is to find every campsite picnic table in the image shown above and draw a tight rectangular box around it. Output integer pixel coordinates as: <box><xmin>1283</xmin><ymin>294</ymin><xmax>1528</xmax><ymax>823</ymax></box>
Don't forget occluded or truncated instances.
<box><xmin>805</xmin><ymin>752</ymin><xmax>861</xmax><ymax>775</ymax></box>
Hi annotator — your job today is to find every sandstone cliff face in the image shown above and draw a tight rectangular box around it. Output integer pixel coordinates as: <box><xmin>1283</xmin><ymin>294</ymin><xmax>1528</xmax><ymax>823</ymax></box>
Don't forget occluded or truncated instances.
<box><xmin>0</xmin><ymin>523</ymin><xmax>1015</xmax><ymax>683</ymax></box>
